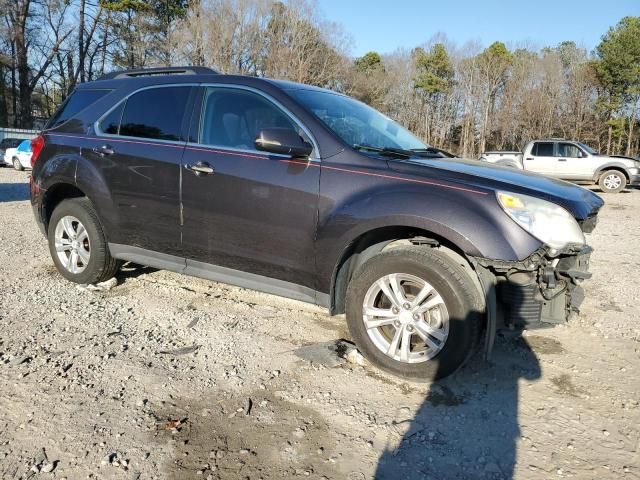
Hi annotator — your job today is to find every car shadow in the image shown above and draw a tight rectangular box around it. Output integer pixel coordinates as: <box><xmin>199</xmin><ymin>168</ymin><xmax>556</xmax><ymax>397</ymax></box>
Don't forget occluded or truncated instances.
<box><xmin>0</xmin><ymin>182</ymin><xmax>29</xmax><ymax>202</ymax></box>
<box><xmin>375</xmin><ymin>323</ymin><xmax>541</xmax><ymax>479</ymax></box>
<box><xmin>116</xmin><ymin>262</ymin><xmax>159</xmax><ymax>281</ymax></box>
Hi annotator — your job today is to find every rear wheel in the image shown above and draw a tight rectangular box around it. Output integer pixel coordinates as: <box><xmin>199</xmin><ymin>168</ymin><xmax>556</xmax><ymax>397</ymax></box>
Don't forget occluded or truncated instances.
<box><xmin>345</xmin><ymin>247</ymin><xmax>484</xmax><ymax>381</ymax></box>
<box><xmin>13</xmin><ymin>157</ymin><xmax>23</xmax><ymax>171</ymax></box>
<box><xmin>598</xmin><ymin>170</ymin><xmax>626</xmax><ymax>193</ymax></box>
<box><xmin>48</xmin><ymin>198</ymin><xmax>121</xmax><ymax>284</ymax></box>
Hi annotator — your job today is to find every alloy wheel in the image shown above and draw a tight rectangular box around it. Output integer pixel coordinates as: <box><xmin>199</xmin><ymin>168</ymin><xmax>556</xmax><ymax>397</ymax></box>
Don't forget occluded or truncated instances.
<box><xmin>603</xmin><ymin>174</ymin><xmax>622</xmax><ymax>191</ymax></box>
<box><xmin>362</xmin><ymin>273</ymin><xmax>449</xmax><ymax>363</ymax></box>
<box><xmin>54</xmin><ymin>215</ymin><xmax>91</xmax><ymax>274</ymax></box>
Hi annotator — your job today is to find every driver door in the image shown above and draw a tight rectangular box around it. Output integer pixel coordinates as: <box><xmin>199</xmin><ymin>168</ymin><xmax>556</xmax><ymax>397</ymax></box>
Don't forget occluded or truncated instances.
<box><xmin>180</xmin><ymin>86</ymin><xmax>320</xmax><ymax>291</ymax></box>
<box><xmin>555</xmin><ymin>142</ymin><xmax>591</xmax><ymax>180</ymax></box>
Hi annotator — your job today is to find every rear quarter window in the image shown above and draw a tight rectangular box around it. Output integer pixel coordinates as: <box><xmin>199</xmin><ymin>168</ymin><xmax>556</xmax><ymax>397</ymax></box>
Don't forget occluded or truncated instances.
<box><xmin>47</xmin><ymin>89</ymin><xmax>111</xmax><ymax>129</ymax></box>
<box><xmin>117</xmin><ymin>87</ymin><xmax>191</xmax><ymax>141</ymax></box>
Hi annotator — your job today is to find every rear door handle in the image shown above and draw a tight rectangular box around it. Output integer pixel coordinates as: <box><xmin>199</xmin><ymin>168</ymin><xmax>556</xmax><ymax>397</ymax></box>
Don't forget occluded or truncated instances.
<box><xmin>186</xmin><ymin>161</ymin><xmax>215</xmax><ymax>176</ymax></box>
<box><xmin>558</xmin><ymin>158</ymin><xmax>567</xmax><ymax>162</ymax></box>
<box><xmin>92</xmin><ymin>145</ymin><xmax>114</xmax><ymax>156</ymax></box>
<box><xmin>525</xmin><ymin>157</ymin><xmax>534</xmax><ymax>160</ymax></box>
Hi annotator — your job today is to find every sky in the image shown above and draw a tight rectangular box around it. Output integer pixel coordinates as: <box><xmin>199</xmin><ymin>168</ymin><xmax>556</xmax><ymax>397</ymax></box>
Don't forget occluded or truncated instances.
<box><xmin>320</xmin><ymin>0</ymin><xmax>640</xmax><ymax>56</ymax></box>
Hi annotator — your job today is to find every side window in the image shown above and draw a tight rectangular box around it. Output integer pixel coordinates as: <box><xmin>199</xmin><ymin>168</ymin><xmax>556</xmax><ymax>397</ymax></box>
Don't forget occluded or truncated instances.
<box><xmin>99</xmin><ymin>102</ymin><xmax>125</xmax><ymax>135</ymax></box>
<box><xmin>199</xmin><ymin>87</ymin><xmax>301</xmax><ymax>150</ymax></box>
<box><xmin>557</xmin><ymin>143</ymin><xmax>581</xmax><ymax>158</ymax></box>
<box><xmin>119</xmin><ymin>87</ymin><xmax>191</xmax><ymax>141</ymax></box>
<box><xmin>533</xmin><ymin>142</ymin><xmax>554</xmax><ymax>157</ymax></box>
<box><xmin>47</xmin><ymin>89</ymin><xmax>111</xmax><ymax>129</ymax></box>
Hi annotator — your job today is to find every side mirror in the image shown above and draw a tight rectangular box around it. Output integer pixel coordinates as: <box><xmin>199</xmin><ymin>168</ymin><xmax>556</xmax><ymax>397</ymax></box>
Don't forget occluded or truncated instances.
<box><xmin>255</xmin><ymin>128</ymin><xmax>313</xmax><ymax>159</ymax></box>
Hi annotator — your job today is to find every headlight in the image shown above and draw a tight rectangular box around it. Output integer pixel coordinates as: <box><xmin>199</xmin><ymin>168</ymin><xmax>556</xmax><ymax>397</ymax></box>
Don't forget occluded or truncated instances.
<box><xmin>496</xmin><ymin>191</ymin><xmax>585</xmax><ymax>250</ymax></box>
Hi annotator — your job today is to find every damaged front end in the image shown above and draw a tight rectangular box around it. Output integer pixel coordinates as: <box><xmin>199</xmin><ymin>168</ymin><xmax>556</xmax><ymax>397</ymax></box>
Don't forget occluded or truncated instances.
<box><xmin>470</xmin><ymin>243</ymin><xmax>594</xmax><ymax>358</ymax></box>
<box><xmin>474</xmin><ymin>245</ymin><xmax>592</xmax><ymax>329</ymax></box>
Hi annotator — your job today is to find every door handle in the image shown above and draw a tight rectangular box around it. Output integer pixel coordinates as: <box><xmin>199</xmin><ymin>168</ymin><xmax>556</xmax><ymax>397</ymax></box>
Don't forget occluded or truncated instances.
<box><xmin>92</xmin><ymin>145</ymin><xmax>114</xmax><ymax>156</ymax></box>
<box><xmin>558</xmin><ymin>158</ymin><xmax>567</xmax><ymax>162</ymax></box>
<box><xmin>525</xmin><ymin>157</ymin><xmax>534</xmax><ymax>160</ymax></box>
<box><xmin>186</xmin><ymin>161</ymin><xmax>215</xmax><ymax>176</ymax></box>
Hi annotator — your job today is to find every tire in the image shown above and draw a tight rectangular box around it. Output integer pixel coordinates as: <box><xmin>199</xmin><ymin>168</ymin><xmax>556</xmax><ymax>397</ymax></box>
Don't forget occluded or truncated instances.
<box><xmin>13</xmin><ymin>157</ymin><xmax>23</xmax><ymax>171</ymax></box>
<box><xmin>48</xmin><ymin>197</ymin><xmax>121</xmax><ymax>284</ymax></box>
<box><xmin>345</xmin><ymin>247</ymin><xmax>484</xmax><ymax>381</ymax></box>
<box><xmin>598</xmin><ymin>170</ymin><xmax>626</xmax><ymax>193</ymax></box>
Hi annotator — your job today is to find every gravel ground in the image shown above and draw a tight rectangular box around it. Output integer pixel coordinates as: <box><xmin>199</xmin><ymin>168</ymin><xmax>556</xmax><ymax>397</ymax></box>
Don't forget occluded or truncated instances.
<box><xmin>0</xmin><ymin>167</ymin><xmax>639</xmax><ymax>480</ymax></box>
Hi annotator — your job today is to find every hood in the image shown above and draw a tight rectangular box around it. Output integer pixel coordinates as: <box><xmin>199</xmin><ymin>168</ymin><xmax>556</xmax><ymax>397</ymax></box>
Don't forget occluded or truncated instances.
<box><xmin>602</xmin><ymin>154</ymin><xmax>640</xmax><ymax>166</ymax></box>
<box><xmin>388</xmin><ymin>157</ymin><xmax>604</xmax><ymax>220</ymax></box>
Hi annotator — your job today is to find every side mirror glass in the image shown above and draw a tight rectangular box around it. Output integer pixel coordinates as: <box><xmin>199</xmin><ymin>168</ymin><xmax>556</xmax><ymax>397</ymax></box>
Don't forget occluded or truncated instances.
<box><xmin>255</xmin><ymin>128</ymin><xmax>313</xmax><ymax>159</ymax></box>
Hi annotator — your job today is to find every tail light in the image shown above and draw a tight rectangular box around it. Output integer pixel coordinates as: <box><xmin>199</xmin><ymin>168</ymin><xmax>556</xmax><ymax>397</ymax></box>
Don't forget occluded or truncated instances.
<box><xmin>31</xmin><ymin>134</ymin><xmax>45</xmax><ymax>167</ymax></box>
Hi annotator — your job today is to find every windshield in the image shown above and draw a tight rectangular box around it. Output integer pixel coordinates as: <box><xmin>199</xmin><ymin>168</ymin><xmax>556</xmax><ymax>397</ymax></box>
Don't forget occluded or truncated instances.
<box><xmin>287</xmin><ymin>89</ymin><xmax>428</xmax><ymax>152</ymax></box>
<box><xmin>577</xmin><ymin>142</ymin><xmax>597</xmax><ymax>155</ymax></box>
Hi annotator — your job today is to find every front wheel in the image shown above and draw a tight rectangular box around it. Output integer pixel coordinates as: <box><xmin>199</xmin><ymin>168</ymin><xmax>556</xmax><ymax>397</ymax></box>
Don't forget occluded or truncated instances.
<box><xmin>13</xmin><ymin>157</ymin><xmax>23</xmax><ymax>171</ymax></box>
<box><xmin>598</xmin><ymin>170</ymin><xmax>626</xmax><ymax>193</ymax></box>
<box><xmin>345</xmin><ymin>247</ymin><xmax>484</xmax><ymax>381</ymax></box>
<box><xmin>48</xmin><ymin>197</ymin><xmax>121</xmax><ymax>284</ymax></box>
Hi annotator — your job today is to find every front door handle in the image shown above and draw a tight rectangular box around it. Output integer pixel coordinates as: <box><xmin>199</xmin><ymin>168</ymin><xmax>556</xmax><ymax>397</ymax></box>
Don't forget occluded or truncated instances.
<box><xmin>186</xmin><ymin>161</ymin><xmax>215</xmax><ymax>176</ymax></box>
<box><xmin>525</xmin><ymin>157</ymin><xmax>534</xmax><ymax>160</ymax></box>
<box><xmin>558</xmin><ymin>158</ymin><xmax>567</xmax><ymax>162</ymax></box>
<box><xmin>92</xmin><ymin>145</ymin><xmax>114</xmax><ymax>156</ymax></box>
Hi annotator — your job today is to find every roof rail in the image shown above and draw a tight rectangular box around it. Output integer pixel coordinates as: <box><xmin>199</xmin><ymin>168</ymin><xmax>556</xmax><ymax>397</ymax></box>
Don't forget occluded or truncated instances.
<box><xmin>98</xmin><ymin>66</ymin><xmax>218</xmax><ymax>81</ymax></box>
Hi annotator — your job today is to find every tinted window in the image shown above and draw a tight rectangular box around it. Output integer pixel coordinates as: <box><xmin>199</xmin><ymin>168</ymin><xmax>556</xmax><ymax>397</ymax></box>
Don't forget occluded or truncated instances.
<box><xmin>199</xmin><ymin>88</ymin><xmax>298</xmax><ymax>149</ymax></box>
<box><xmin>557</xmin><ymin>143</ymin><xmax>581</xmax><ymax>158</ymax></box>
<box><xmin>120</xmin><ymin>87</ymin><xmax>191</xmax><ymax>141</ymax></box>
<box><xmin>99</xmin><ymin>102</ymin><xmax>125</xmax><ymax>135</ymax></box>
<box><xmin>47</xmin><ymin>89</ymin><xmax>110</xmax><ymax>128</ymax></box>
<box><xmin>533</xmin><ymin>142</ymin><xmax>554</xmax><ymax>156</ymax></box>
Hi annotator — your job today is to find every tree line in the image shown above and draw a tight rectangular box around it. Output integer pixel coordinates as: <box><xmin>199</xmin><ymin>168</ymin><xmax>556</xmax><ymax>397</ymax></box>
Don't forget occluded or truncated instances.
<box><xmin>1</xmin><ymin>0</ymin><xmax>638</xmax><ymax>157</ymax></box>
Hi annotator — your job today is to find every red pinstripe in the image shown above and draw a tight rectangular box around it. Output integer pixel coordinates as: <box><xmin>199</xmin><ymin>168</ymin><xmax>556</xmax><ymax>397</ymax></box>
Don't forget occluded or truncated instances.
<box><xmin>45</xmin><ymin>133</ymin><xmax>488</xmax><ymax>195</ymax></box>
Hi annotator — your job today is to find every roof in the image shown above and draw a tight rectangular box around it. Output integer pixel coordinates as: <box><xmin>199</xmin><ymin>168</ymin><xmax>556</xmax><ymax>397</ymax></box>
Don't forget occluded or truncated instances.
<box><xmin>80</xmin><ymin>66</ymin><xmax>340</xmax><ymax>97</ymax></box>
<box><xmin>97</xmin><ymin>66</ymin><xmax>219</xmax><ymax>81</ymax></box>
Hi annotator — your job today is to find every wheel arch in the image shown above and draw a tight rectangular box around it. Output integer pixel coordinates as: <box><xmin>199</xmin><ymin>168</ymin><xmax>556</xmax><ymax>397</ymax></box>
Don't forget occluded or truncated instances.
<box><xmin>41</xmin><ymin>183</ymin><xmax>88</xmax><ymax>233</ymax></box>
<box><xmin>593</xmin><ymin>164</ymin><xmax>631</xmax><ymax>182</ymax></box>
<box><xmin>328</xmin><ymin>225</ymin><xmax>482</xmax><ymax>316</ymax></box>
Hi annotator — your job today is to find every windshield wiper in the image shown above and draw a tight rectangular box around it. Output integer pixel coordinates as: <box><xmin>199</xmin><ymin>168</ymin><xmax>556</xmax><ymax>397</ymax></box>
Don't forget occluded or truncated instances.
<box><xmin>409</xmin><ymin>147</ymin><xmax>457</xmax><ymax>158</ymax></box>
<box><xmin>353</xmin><ymin>144</ymin><xmax>412</xmax><ymax>159</ymax></box>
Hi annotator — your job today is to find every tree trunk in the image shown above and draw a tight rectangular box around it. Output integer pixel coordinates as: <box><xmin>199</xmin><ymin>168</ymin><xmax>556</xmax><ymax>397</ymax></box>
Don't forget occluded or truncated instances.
<box><xmin>10</xmin><ymin>38</ymin><xmax>17</xmax><ymax>127</ymax></box>
<box><xmin>100</xmin><ymin>13</ymin><xmax>110</xmax><ymax>77</ymax></box>
<box><xmin>78</xmin><ymin>0</ymin><xmax>86</xmax><ymax>83</ymax></box>
<box><xmin>480</xmin><ymin>94</ymin><xmax>491</xmax><ymax>154</ymax></box>
<box><xmin>0</xmin><ymin>64</ymin><xmax>7</xmax><ymax>127</ymax></box>
<box><xmin>626</xmin><ymin>98</ymin><xmax>638</xmax><ymax>157</ymax></box>
<box><xmin>15</xmin><ymin>4</ymin><xmax>33</xmax><ymax>128</ymax></box>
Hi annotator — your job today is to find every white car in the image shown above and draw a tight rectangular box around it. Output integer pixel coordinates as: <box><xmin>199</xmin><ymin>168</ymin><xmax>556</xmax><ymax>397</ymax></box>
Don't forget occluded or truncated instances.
<box><xmin>3</xmin><ymin>139</ymin><xmax>33</xmax><ymax>170</ymax></box>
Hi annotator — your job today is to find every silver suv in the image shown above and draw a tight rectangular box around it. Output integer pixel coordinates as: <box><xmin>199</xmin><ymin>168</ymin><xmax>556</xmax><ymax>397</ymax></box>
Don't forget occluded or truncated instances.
<box><xmin>481</xmin><ymin>139</ymin><xmax>640</xmax><ymax>193</ymax></box>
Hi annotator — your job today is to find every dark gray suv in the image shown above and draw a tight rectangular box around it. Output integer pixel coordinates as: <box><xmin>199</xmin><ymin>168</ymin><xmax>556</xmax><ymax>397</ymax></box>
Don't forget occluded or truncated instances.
<box><xmin>30</xmin><ymin>67</ymin><xmax>604</xmax><ymax>380</ymax></box>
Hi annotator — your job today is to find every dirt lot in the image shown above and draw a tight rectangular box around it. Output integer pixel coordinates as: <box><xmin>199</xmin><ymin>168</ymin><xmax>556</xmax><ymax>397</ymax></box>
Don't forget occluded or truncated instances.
<box><xmin>0</xmin><ymin>167</ymin><xmax>639</xmax><ymax>480</ymax></box>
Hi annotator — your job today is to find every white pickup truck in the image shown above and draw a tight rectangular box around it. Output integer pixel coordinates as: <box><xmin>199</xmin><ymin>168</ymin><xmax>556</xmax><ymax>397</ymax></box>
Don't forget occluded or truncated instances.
<box><xmin>480</xmin><ymin>139</ymin><xmax>640</xmax><ymax>193</ymax></box>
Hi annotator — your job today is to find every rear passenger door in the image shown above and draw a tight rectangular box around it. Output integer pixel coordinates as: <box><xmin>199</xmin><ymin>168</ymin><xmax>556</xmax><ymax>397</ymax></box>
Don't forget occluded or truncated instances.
<box><xmin>524</xmin><ymin>142</ymin><xmax>557</xmax><ymax>176</ymax></box>
<box><xmin>180</xmin><ymin>86</ymin><xmax>320</xmax><ymax>292</ymax></box>
<box><xmin>87</xmin><ymin>85</ymin><xmax>195</xmax><ymax>254</ymax></box>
